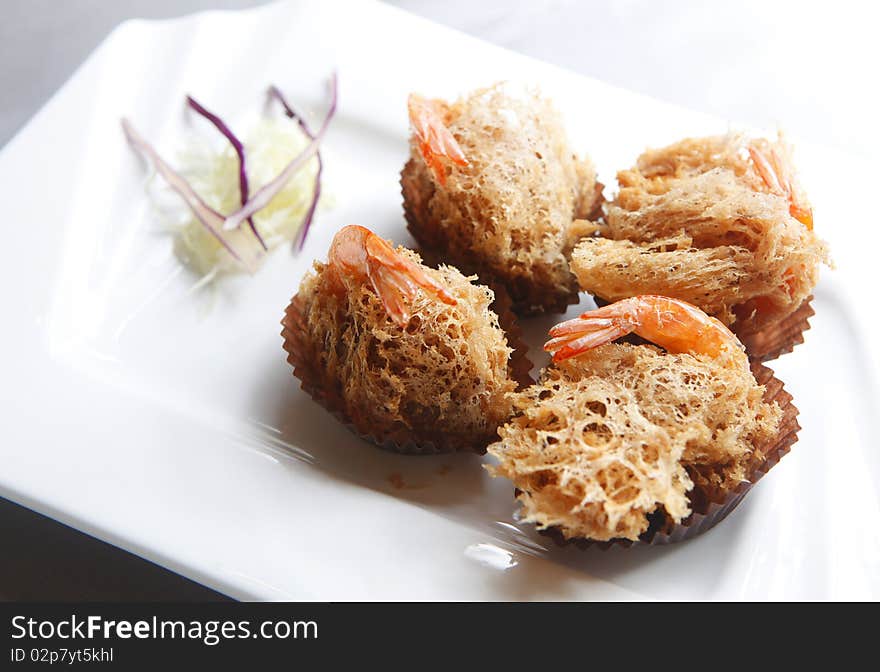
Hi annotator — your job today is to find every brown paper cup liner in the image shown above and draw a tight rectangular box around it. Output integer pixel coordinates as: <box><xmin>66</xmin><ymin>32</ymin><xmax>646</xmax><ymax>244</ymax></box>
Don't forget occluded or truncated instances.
<box><xmin>281</xmin><ymin>288</ymin><xmax>533</xmax><ymax>456</ymax></box>
<box><xmin>581</xmin><ymin>181</ymin><xmax>606</xmax><ymax>223</ymax></box>
<box><xmin>535</xmin><ymin>360</ymin><xmax>800</xmax><ymax>549</ymax></box>
<box><xmin>483</xmin><ymin>282</ymin><xmax>534</xmax><ymax>389</ymax></box>
<box><xmin>735</xmin><ymin>296</ymin><xmax>814</xmax><ymax>363</ymax></box>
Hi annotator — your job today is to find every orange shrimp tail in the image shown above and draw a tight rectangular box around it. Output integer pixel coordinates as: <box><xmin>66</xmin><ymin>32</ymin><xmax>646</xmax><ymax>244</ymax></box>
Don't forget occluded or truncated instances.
<box><xmin>789</xmin><ymin>202</ymin><xmax>814</xmax><ymax>229</ymax></box>
<box><xmin>544</xmin><ymin>295</ymin><xmax>744</xmax><ymax>365</ymax></box>
<box><xmin>407</xmin><ymin>94</ymin><xmax>468</xmax><ymax>185</ymax></box>
<box><xmin>544</xmin><ymin>321</ymin><xmax>628</xmax><ymax>363</ymax></box>
<box><xmin>748</xmin><ymin>144</ymin><xmax>813</xmax><ymax>230</ymax></box>
<box><xmin>362</xmin><ymin>230</ymin><xmax>457</xmax><ymax>326</ymax></box>
<box><xmin>329</xmin><ymin>225</ymin><xmax>457</xmax><ymax>326</ymax></box>
<box><xmin>748</xmin><ymin>145</ymin><xmax>784</xmax><ymax>194</ymax></box>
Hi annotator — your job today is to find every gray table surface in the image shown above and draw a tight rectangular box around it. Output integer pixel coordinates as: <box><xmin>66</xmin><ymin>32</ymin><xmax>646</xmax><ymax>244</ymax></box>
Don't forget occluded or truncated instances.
<box><xmin>1</xmin><ymin>0</ymin><xmax>875</xmax><ymax>600</ymax></box>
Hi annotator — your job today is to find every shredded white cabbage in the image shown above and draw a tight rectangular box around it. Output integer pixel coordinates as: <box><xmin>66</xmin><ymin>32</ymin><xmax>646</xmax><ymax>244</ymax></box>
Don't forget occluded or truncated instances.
<box><xmin>168</xmin><ymin>117</ymin><xmax>322</xmax><ymax>277</ymax></box>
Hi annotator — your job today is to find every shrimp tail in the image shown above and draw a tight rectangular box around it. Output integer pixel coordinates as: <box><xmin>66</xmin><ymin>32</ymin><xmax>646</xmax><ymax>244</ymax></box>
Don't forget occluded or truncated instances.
<box><xmin>329</xmin><ymin>225</ymin><xmax>457</xmax><ymax>327</ymax></box>
<box><xmin>544</xmin><ymin>295</ymin><xmax>745</xmax><ymax>368</ymax></box>
<box><xmin>408</xmin><ymin>94</ymin><xmax>468</xmax><ymax>185</ymax></box>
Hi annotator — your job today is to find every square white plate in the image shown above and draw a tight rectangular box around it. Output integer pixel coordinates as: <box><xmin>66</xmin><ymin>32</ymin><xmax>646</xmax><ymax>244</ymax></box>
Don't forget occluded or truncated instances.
<box><xmin>2</xmin><ymin>0</ymin><xmax>878</xmax><ymax>600</ymax></box>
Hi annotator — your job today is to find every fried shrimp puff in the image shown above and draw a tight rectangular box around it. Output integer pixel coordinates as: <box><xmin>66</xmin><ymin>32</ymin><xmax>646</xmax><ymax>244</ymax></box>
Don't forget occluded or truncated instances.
<box><xmin>283</xmin><ymin>225</ymin><xmax>523</xmax><ymax>454</ymax></box>
<box><xmin>570</xmin><ymin>133</ymin><xmax>830</xmax><ymax>359</ymax></box>
<box><xmin>487</xmin><ymin>296</ymin><xmax>788</xmax><ymax>543</ymax></box>
<box><xmin>401</xmin><ymin>84</ymin><xmax>603</xmax><ymax>315</ymax></box>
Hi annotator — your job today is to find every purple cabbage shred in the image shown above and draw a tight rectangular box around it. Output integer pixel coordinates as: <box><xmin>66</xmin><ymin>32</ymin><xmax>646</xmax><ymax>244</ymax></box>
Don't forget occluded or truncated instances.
<box><xmin>186</xmin><ymin>95</ymin><xmax>267</xmax><ymax>250</ymax></box>
<box><xmin>122</xmin><ymin>73</ymin><xmax>337</xmax><ymax>272</ymax></box>
<box><xmin>121</xmin><ymin>118</ymin><xmax>246</xmax><ymax>266</ymax></box>
<box><xmin>267</xmin><ymin>85</ymin><xmax>324</xmax><ymax>250</ymax></box>
<box><xmin>221</xmin><ymin>73</ymin><xmax>337</xmax><ymax>236</ymax></box>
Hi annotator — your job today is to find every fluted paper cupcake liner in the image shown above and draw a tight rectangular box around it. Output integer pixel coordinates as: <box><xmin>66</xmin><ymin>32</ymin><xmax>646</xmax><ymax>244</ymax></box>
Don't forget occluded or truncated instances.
<box><xmin>736</xmin><ymin>296</ymin><xmax>814</xmax><ymax>363</ymax></box>
<box><xmin>482</xmin><ymin>281</ymin><xmax>534</xmax><ymax>389</ymax></box>
<box><xmin>281</xmin><ymin>288</ymin><xmax>533</xmax><ymax>456</ymax></box>
<box><xmin>536</xmin><ymin>360</ymin><xmax>799</xmax><ymax>549</ymax></box>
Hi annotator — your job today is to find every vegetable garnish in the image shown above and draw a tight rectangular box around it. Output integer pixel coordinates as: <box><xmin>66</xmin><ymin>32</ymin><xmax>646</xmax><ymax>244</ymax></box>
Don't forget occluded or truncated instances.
<box><xmin>185</xmin><ymin>95</ymin><xmax>266</xmax><ymax>251</ymax></box>
<box><xmin>268</xmin><ymin>86</ymin><xmax>323</xmax><ymax>250</ymax></box>
<box><xmin>223</xmin><ymin>73</ymin><xmax>338</xmax><ymax>233</ymax></box>
<box><xmin>122</xmin><ymin>73</ymin><xmax>337</xmax><ymax>278</ymax></box>
<box><xmin>121</xmin><ymin>118</ymin><xmax>259</xmax><ymax>271</ymax></box>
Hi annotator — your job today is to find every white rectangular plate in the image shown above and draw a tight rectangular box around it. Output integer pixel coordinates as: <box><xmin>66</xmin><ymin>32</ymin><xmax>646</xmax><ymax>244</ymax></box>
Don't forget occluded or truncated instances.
<box><xmin>2</xmin><ymin>0</ymin><xmax>878</xmax><ymax>600</ymax></box>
